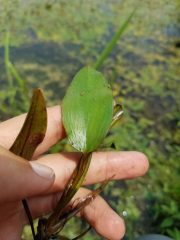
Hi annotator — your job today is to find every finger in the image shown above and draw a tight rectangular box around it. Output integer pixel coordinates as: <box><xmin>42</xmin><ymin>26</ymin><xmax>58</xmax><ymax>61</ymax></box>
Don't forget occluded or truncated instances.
<box><xmin>27</xmin><ymin>188</ymin><xmax>125</xmax><ymax>240</ymax></box>
<box><xmin>0</xmin><ymin>106</ymin><xmax>65</xmax><ymax>157</ymax></box>
<box><xmin>36</xmin><ymin>151</ymin><xmax>148</xmax><ymax>192</ymax></box>
<box><xmin>0</xmin><ymin>146</ymin><xmax>55</xmax><ymax>203</ymax></box>
<box><xmin>78</xmin><ymin>188</ymin><xmax>125</xmax><ymax>240</ymax></box>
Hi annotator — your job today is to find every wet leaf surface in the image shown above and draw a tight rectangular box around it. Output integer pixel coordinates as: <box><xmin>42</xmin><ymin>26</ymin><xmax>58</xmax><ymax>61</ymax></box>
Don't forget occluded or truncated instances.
<box><xmin>62</xmin><ymin>66</ymin><xmax>113</xmax><ymax>153</ymax></box>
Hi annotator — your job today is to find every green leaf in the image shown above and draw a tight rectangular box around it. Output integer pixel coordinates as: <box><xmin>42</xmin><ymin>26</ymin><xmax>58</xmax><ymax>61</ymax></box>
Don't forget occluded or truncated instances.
<box><xmin>62</xmin><ymin>66</ymin><xmax>113</xmax><ymax>153</ymax></box>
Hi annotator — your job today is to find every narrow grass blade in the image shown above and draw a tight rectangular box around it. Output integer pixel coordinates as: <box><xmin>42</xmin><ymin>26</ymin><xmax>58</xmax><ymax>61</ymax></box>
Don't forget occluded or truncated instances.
<box><xmin>4</xmin><ymin>31</ymin><xmax>29</xmax><ymax>109</ymax></box>
<box><xmin>8</xmin><ymin>61</ymin><xmax>29</xmax><ymax>103</ymax></box>
<box><xmin>94</xmin><ymin>10</ymin><xmax>136</xmax><ymax>70</ymax></box>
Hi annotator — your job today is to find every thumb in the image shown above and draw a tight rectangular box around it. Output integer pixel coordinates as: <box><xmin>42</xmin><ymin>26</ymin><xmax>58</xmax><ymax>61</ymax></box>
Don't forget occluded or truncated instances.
<box><xmin>0</xmin><ymin>146</ymin><xmax>55</xmax><ymax>203</ymax></box>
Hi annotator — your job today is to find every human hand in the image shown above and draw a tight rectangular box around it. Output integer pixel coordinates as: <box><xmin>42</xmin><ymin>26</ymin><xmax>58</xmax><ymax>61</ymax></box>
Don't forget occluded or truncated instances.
<box><xmin>0</xmin><ymin>106</ymin><xmax>149</xmax><ymax>240</ymax></box>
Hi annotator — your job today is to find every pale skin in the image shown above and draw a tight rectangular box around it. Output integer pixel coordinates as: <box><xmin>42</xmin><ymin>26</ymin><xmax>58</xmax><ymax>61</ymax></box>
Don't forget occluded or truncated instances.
<box><xmin>0</xmin><ymin>106</ymin><xmax>149</xmax><ymax>240</ymax></box>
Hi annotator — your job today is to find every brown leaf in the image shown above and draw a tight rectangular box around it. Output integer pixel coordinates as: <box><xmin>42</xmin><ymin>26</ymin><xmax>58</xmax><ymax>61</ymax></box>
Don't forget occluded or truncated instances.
<box><xmin>10</xmin><ymin>88</ymin><xmax>47</xmax><ymax>160</ymax></box>
<box><xmin>9</xmin><ymin>88</ymin><xmax>47</xmax><ymax>240</ymax></box>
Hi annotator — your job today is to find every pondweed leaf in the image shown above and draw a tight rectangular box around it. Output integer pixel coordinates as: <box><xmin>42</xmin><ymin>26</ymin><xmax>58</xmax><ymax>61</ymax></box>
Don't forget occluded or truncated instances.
<box><xmin>10</xmin><ymin>88</ymin><xmax>47</xmax><ymax>160</ymax></box>
<box><xmin>10</xmin><ymin>88</ymin><xmax>47</xmax><ymax>240</ymax></box>
<box><xmin>45</xmin><ymin>67</ymin><xmax>114</xmax><ymax>237</ymax></box>
<box><xmin>62</xmin><ymin>66</ymin><xmax>113</xmax><ymax>153</ymax></box>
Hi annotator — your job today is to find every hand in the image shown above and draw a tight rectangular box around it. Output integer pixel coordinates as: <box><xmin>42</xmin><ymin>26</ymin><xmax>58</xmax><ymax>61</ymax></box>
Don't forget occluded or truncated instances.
<box><xmin>0</xmin><ymin>106</ymin><xmax>149</xmax><ymax>240</ymax></box>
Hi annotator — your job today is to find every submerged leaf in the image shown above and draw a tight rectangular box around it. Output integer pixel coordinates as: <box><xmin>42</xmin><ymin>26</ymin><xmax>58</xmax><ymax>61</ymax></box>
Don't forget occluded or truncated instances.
<box><xmin>62</xmin><ymin>66</ymin><xmax>113</xmax><ymax>152</ymax></box>
<box><xmin>10</xmin><ymin>88</ymin><xmax>47</xmax><ymax>160</ymax></box>
<box><xmin>10</xmin><ymin>88</ymin><xmax>47</xmax><ymax>240</ymax></box>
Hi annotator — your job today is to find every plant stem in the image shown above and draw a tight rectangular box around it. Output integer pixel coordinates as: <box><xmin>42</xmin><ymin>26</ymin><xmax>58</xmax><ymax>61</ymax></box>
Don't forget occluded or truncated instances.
<box><xmin>46</xmin><ymin>153</ymin><xmax>92</xmax><ymax>236</ymax></box>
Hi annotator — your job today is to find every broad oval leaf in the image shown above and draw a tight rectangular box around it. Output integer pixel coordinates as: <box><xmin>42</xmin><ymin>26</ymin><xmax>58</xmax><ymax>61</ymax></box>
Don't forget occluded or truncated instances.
<box><xmin>62</xmin><ymin>66</ymin><xmax>113</xmax><ymax>152</ymax></box>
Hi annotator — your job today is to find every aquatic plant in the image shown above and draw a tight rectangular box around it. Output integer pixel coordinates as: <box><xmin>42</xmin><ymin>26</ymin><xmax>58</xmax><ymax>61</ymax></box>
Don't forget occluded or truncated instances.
<box><xmin>6</xmin><ymin>12</ymin><xmax>134</xmax><ymax>239</ymax></box>
<box><xmin>2</xmin><ymin>2</ymin><xmax>178</xmax><ymax>238</ymax></box>
<box><xmin>9</xmin><ymin>68</ymin><xmax>122</xmax><ymax>239</ymax></box>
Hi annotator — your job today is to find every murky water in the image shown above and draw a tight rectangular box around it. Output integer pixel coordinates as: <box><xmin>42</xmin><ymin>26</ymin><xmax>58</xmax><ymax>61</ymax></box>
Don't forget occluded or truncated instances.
<box><xmin>0</xmin><ymin>1</ymin><xmax>179</xmax><ymax>100</ymax></box>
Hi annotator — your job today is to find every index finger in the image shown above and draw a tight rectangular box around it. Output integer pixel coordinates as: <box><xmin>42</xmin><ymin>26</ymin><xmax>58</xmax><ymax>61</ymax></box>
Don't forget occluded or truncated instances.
<box><xmin>0</xmin><ymin>106</ymin><xmax>65</xmax><ymax>157</ymax></box>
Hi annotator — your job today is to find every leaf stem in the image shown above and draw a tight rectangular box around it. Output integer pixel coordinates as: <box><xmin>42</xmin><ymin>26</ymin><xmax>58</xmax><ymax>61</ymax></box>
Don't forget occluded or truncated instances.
<box><xmin>46</xmin><ymin>153</ymin><xmax>92</xmax><ymax>236</ymax></box>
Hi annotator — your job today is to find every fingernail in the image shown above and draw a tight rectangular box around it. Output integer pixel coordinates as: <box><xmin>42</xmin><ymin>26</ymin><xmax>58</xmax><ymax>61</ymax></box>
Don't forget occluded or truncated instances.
<box><xmin>30</xmin><ymin>162</ymin><xmax>55</xmax><ymax>180</ymax></box>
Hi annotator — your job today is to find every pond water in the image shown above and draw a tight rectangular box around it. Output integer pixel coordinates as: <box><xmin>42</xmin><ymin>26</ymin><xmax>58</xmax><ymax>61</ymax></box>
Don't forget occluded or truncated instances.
<box><xmin>0</xmin><ymin>1</ymin><xmax>179</xmax><ymax>239</ymax></box>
